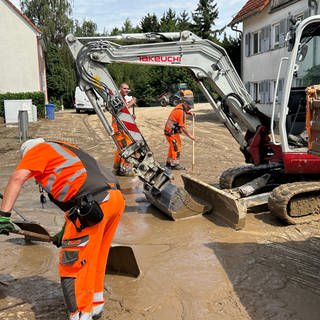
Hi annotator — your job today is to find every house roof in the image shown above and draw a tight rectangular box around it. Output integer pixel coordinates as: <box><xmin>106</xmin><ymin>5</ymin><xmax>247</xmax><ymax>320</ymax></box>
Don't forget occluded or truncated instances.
<box><xmin>230</xmin><ymin>0</ymin><xmax>270</xmax><ymax>25</ymax></box>
<box><xmin>3</xmin><ymin>0</ymin><xmax>42</xmax><ymax>34</ymax></box>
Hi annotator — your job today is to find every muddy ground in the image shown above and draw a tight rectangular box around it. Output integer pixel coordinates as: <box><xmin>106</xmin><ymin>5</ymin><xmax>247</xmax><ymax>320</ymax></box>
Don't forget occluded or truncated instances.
<box><xmin>0</xmin><ymin>103</ymin><xmax>319</xmax><ymax>320</ymax></box>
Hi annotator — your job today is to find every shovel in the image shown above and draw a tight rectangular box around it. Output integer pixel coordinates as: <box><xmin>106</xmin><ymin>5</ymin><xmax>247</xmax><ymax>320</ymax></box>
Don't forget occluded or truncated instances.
<box><xmin>1</xmin><ymin>193</ymin><xmax>140</xmax><ymax>277</ymax></box>
<box><xmin>0</xmin><ymin>192</ymin><xmax>51</xmax><ymax>238</ymax></box>
<box><xmin>106</xmin><ymin>244</ymin><xmax>140</xmax><ymax>278</ymax></box>
<box><xmin>9</xmin><ymin>227</ymin><xmax>140</xmax><ymax>278</ymax></box>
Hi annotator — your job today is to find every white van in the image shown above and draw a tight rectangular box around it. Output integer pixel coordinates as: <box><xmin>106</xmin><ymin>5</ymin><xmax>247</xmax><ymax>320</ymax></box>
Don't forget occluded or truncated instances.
<box><xmin>74</xmin><ymin>87</ymin><xmax>106</xmax><ymax>113</ymax></box>
<box><xmin>75</xmin><ymin>86</ymin><xmax>94</xmax><ymax>113</ymax></box>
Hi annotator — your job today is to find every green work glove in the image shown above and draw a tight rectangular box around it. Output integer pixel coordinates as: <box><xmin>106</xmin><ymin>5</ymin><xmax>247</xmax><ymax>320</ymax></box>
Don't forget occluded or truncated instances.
<box><xmin>52</xmin><ymin>223</ymin><xmax>66</xmax><ymax>248</ymax></box>
<box><xmin>0</xmin><ymin>211</ymin><xmax>15</xmax><ymax>235</ymax></box>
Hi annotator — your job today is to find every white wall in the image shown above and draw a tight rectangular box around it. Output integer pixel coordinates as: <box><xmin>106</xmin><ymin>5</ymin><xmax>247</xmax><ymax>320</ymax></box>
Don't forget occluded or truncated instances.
<box><xmin>0</xmin><ymin>0</ymin><xmax>42</xmax><ymax>93</ymax></box>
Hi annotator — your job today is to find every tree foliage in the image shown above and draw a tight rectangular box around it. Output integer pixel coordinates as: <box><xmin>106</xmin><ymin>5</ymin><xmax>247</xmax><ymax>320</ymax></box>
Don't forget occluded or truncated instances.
<box><xmin>140</xmin><ymin>14</ymin><xmax>160</xmax><ymax>32</ymax></box>
<box><xmin>20</xmin><ymin>0</ymin><xmax>72</xmax><ymax>45</ymax></box>
<box><xmin>74</xmin><ymin>20</ymin><xmax>97</xmax><ymax>37</ymax></box>
<box><xmin>192</xmin><ymin>0</ymin><xmax>219</xmax><ymax>39</ymax></box>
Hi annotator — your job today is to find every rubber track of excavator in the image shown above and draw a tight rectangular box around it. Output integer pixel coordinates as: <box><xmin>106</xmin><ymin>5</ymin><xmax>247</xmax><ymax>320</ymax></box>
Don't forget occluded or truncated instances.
<box><xmin>268</xmin><ymin>181</ymin><xmax>320</xmax><ymax>224</ymax></box>
<box><xmin>219</xmin><ymin>163</ymin><xmax>283</xmax><ymax>189</ymax></box>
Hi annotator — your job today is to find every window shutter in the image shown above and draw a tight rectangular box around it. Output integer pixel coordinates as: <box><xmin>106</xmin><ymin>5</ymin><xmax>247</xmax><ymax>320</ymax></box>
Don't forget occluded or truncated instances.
<box><xmin>261</xmin><ymin>27</ymin><xmax>265</xmax><ymax>52</ymax></box>
<box><xmin>245</xmin><ymin>33</ymin><xmax>251</xmax><ymax>57</ymax></box>
<box><xmin>266</xmin><ymin>25</ymin><xmax>271</xmax><ymax>51</ymax></box>
<box><xmin>245</xmin><ymin>82</ymin><xmax>250</xmax><ymax>95</ymax></box>
<box><xmin>260</xmin><ymin>81</ymin><xmax>265</xmax><ymax>103</ymax></box>
<box><xmin>279</xmin><ymin>19</ymin><xmax>286</xmax><ymax>48</ymax></box>
<box><xmin>266</xmin><ymin>80</ymin><xmax>271</xmax><ymax>103</ymax></box>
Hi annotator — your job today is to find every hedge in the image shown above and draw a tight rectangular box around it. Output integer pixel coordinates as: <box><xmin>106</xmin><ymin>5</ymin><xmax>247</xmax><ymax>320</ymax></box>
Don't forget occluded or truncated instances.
<box><xmin>0</xmin><ymin>92</ymin><xmax>46</xmax><ymax>119</ymax></box>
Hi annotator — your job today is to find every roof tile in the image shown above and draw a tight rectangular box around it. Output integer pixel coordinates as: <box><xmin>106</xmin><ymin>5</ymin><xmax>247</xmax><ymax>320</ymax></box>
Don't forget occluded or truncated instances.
<box><xmin>231</xmin><ymin>0</ymin><xmax>270</xmax><ymax>25</ymax></box>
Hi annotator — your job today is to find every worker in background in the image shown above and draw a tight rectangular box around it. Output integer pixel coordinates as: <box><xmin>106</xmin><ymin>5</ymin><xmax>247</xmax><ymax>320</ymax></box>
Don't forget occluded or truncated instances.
<box><xmin>0</xmin><ymin>138</ymin><xmax>125</xmax><ymax>320</ymax></box>
<box><xmin>112</xmin><ymin>82</ymin><xmax>137</xmax><ymax>176</ymax></box>
<box><xmin>164</xmin><ymin>90</ymin><xmax>195</xmax><ymax>170</ymax></box>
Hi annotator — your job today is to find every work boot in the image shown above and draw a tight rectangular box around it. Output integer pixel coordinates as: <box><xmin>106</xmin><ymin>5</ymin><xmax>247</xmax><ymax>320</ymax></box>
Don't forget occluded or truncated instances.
<box><xmin>69</xmin><ymin>311</ymin><xmax>92</xmax><ymax>320</ymax></box>
<box><xmin>165</xmin><ymin>162</ymin><xmax>172</xmax><ymax>168</ymax></box>
<box><xmin>171</xmin><ymin>164</ymin><xmax>186</xmax><ymax>170</ymax></box>
<box><xmin>92</xmin><ymin>303</ymin><xmax>104</xmax><ymax>319</ymax></box>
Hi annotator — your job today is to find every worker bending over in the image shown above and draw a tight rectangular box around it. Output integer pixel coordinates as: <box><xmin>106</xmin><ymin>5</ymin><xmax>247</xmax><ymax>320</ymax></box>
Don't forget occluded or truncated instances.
<box><xmin>0</xmin><ymin>138</ymin><xmax>125</xmax><ymax>320</ymax></box>
<box><xmin>164</xmin><ymin>90</ymin><xmax>195</xmax><ymax>170</ymax></box>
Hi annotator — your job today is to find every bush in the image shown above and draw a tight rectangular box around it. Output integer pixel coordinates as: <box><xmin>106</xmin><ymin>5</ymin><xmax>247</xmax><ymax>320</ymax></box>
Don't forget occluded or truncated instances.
<box><xmin>0</xmin><ymin>92</ymin><xmax>46</xmax><ymax>119</ymax></box>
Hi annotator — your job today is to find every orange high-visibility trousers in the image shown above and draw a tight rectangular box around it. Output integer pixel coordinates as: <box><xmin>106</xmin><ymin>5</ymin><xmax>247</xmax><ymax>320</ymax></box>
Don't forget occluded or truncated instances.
<box><xmin>113</xmin><ymin>131</ymin><xmax>131</xmax><ymax>170</ymax></box>
<box><xmin>59</xmin><ymin>189</ymin><xmax>125</xmax><ymax>314</ymax></box>
<box><xmin>166</xmin><ymin>133</ymin><xmax>181</xmax><ymax>164</ymax></box>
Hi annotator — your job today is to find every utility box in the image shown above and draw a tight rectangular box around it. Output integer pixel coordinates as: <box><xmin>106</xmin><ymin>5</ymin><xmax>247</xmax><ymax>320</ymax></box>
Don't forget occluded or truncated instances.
<box><xmin>4</xmin><ymin>99</ymin><xmax>37</xmax><ymax>124</ymax></box>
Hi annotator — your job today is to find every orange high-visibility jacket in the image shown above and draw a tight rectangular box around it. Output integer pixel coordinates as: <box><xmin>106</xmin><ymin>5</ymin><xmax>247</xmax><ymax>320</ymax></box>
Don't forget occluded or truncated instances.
<box><xmin>16</xmin><ymin>141</ymin><xmax>111</xmax><ymax>210</ymax></box>
<box><xmin>164</xmin><ymin>104</ymin><xmax>186</xmax><ymax>136</ymax></box>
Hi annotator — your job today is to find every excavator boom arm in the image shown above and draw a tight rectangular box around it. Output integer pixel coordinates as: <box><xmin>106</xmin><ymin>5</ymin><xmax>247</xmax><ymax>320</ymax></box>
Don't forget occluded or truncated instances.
<box><xmin>66</xmin><ymin>31</ymin><xmax>263</xmax><ymax>149</ymax></box>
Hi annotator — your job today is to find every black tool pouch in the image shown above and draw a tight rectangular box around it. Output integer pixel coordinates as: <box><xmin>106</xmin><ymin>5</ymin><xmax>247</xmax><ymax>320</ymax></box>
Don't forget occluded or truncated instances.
<box><xmin>78</xmin><ymin>194</ymin><xmax>104</xmax><ymax>228</ymax></box>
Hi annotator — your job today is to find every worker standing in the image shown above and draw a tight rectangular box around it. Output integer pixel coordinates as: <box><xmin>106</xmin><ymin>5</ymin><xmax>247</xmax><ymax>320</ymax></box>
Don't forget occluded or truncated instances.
<box><xmin>0</xmin><ymin>138</ymin><xmax>125</xmax><ymax>320</ymax></box>
<box><xmin>112</xmin><ymin>82</ymin><xmax>137</xmax><ymax>176</ymax></box>
<box><xmin>164</xmin><ymin>90</ymin><xmax>195</xmax><ymax>170</ymax></box>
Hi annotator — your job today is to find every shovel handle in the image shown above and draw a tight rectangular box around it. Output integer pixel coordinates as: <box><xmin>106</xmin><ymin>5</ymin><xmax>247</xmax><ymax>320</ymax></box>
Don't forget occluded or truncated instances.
<box><xmin>11</xmin><ymin>229</ymin><xmax>53</xmax><ymax>242</ymax></box>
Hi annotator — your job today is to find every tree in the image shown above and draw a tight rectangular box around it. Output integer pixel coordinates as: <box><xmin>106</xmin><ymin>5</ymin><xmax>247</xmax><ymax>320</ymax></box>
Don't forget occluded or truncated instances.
<box><xmin>121</xmin><ymin>18</ymin><xmax>137</xmax><ymax>33</ymax></box>
<box><xmin>178</xmin><ymin>10</ymin><xmax>192</xmax><ymax>31</ymax></box>
<box><xmin>140</xmin><ymin>13</ymin><xmax>160</xmax><ymax>32</ymax></box>
<box><xmin>192</xmin><ymin>0</ymin><xmax>219</xmax><ymax>39</ymax></box>
<box><xmin>20</xmin><ymin>0</ymin><xmax>72</xmax><ymax>45</ymax></box>
<box><xmin>159</xmin><ymin>9</ymin><xmax>178</xmax><ymax>32</ymax></box>
<box><xmin>74</xmin><ymin>20</ymin><xmax>98</xmax><ymax>37</ymax></box>
<box><xmin>220</xmin><ymin>34</ymin><xmax>241</xmax><ymax>76</ymax></box>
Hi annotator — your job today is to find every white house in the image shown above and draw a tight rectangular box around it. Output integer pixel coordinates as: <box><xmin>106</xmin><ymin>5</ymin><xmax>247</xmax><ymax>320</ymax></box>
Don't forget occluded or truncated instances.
<box><xmin>0</xmin><ymin>0</ymin><xmax>47</xmax><ymax>102</ymax></box>
<box><xmin>230</xmin><ymin>0</ymin><xmax>318</xmax><ymax>116</ymax></box>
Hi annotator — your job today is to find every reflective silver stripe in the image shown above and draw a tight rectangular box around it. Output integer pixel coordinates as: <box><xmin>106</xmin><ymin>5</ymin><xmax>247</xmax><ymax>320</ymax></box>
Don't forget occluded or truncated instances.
<box><xmin>58</xmin><ymin>183</ymin><xmax>71</xmax><ymax>201</ymax></box>
<box><xmin>45</xmin><ymin>174</ymin><xmax>56</xmax><ymax>191</ymax></box>
<box><xmin>47</xmin><ymin>142</ymin><xmax>80</xmax><ymax>173</ymax></box>
<box><xmin>62</xmin><ymin>235</ymin><xmax>89</xmax><ymax>248</ymax></box>
<box><xmin>42</xmin><ymin>142</ymin><xmax>87</xmax><ymax>198</ymax></box>
<box><xmin>69</xmin><ymin>168</ymin><xmax>86</xmax><ymax>182</ymax></box>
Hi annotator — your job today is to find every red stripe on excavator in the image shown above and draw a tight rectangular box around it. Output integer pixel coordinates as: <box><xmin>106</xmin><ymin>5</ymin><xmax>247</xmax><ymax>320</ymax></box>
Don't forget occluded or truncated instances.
<box><xmin>283</xmin><ymin>152</ymin><xmax>320</xmax><ymax>173</ymax></box>
<box><xmin>123</xmin><ymin>121</ymin><xmax>140</xmax><ymax>132</ymax></box>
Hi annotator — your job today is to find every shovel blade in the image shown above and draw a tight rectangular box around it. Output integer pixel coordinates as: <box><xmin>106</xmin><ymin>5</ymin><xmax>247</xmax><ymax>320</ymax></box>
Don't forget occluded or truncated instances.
<box><xmin>106</xmin><ymin>245</ymin><xmax>140</xmax><ymax>278</ymax></box>
<box><xmin>181</xmin><ymin>174</ymin><xmax>247</xmax><ymax>229</ymax></box>
<box><xmin>13</xmin><ymin>221</ymin><xmax>51</xmax><ymax>240</ymax></box>
<box><xmin>144</xmin><ymin>181</ymin><xmax>208</xmax><ymax>220</ymax></box>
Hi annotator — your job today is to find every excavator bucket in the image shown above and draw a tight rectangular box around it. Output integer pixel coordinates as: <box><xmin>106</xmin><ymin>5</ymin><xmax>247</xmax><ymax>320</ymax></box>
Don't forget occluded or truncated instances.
<box><xmin>181</xmin><ymin>174</ymin><xmax>270</xmax><ymax>229</ymax></box>
<box><xmin>144</xmin><ymin>181</ymin><xmax>209</xmax><ymax>220</ymax></box>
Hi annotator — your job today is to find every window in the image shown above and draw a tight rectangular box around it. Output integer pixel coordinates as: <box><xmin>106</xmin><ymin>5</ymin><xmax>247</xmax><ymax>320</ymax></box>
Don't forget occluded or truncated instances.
<box><xmin>273</xmin><ymin>23</ymin><xmax>280</xmax><ymax>48</ymax></box>
<box><xmin>253</xmin><ymin>31</ymin><xmax>261</xmax><ymax>54</ymax></box>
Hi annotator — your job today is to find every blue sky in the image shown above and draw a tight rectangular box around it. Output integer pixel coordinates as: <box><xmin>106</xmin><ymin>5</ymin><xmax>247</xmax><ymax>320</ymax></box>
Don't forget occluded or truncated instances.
<box><xmin>11</xmin><ymin>0</ymin><xmax>245</xmax><ymax>36</ymax></box>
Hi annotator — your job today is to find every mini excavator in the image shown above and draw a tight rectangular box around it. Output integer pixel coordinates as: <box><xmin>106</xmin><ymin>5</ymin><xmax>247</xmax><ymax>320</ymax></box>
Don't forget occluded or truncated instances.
<box><xmin>66</xmin><ymin>15</ymin><xmax>320</xmax><ymax>229</ymax></box>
